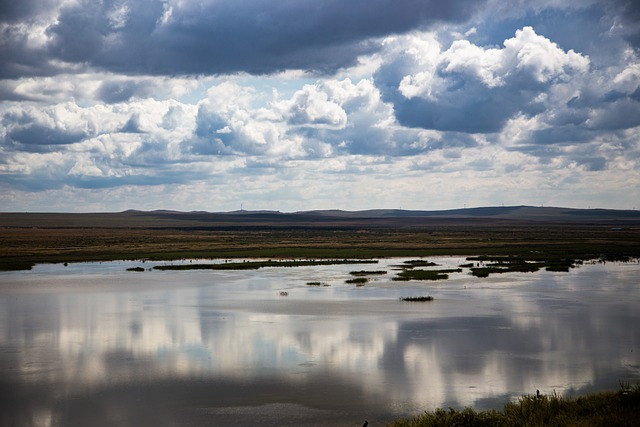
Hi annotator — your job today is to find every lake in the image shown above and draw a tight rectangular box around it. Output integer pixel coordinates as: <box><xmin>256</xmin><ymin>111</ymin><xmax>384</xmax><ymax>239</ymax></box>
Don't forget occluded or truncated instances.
<box><xmin>1</xmin><ymin>257</ymin><xmax>639</xmax><ymax>426</ymax></box>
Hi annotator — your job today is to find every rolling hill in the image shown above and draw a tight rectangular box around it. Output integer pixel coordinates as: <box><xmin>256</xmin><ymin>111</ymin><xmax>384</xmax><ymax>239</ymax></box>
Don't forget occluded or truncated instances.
<box><xmin>1</xmin><ymin>205</ymin><xmax>639</xmax><ymax>229</ymax></box>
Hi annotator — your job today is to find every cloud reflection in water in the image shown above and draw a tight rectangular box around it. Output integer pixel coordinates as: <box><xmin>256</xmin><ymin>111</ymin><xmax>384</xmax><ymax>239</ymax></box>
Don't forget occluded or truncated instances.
<box><xmin>1</xmin><ymin>258</ymin><xmax>639</xmax><ymax>426</ymax></box>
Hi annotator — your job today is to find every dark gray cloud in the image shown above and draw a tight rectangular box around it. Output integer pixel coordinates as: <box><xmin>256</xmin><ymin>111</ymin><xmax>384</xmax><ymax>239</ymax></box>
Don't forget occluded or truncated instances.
<box><xmin>1</xmin><ymin>109</ymin><xmax>89</xmax><ymax>153</ymax></box>
<box><xmin>529</xmin><ymin>127</ymin><xmax>593</xmax><ymax>146</ymax></box>
<box><xmin>0</xmin><ymin>28</ymin><xmax>53</xmax><ymax>79</ymax></box>
<box><xmin>4</xmin><ymin>0</ymin><xmax>485</xmax><ymax>78</ymax></box>
<box><xmin>587</xmin><ymin>98</ymin><xmax>640</xmax><ymax>131</ymax></box>
<box><xmin>7</xmin><ymin>124</ymin><xmax>85</xmax><ymax>149</ymax></box>
<box><xmin>97</xmin><ymin>80</ymin><xmax>157</xmax><ymax>104</ymax></box>
<box><xmin>390</xmin><ymin>85</ymin><xmax>544</xmax><ymax>133</ymax></box>
<box><xmin>0</xmin><ymin>0</ymin><xmax>58</xmax><ymax>23</ymax></box>
<box><xmin>609</xmin><ymin>0</ymin><xmax>640</xmax><ymax>49</ymax></box>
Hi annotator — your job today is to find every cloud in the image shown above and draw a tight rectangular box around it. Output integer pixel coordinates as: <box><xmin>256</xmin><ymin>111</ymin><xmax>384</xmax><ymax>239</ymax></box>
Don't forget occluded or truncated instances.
<box><xmin>283</xmin><ymin>84</ymin><xmax>347</xmax><ymax>129</ymax></box>
<box><xmin>2</xmin><ymin>104</ymin><xmax>95</xmax><ymax>152</ymax></box>
<box><xmin>97</xmin><ymin>79</ymin><xmax>157</xmax><ymax>104</ymax></box>
<box><xmin>377</xmin><ymin>27</ymin><xmax>589</xmax><ymax>134</ymax></box>
<box><xmin>1</xmin><ymin>1</ymin><xmax>639</xmax><ymax>212</ymax></box>
<box><xmin>2</xmin><ymin>0</ymin><xmax>487</xmax><ymax>78</ymax></box>
<box><xmin>607</xmin><ymin>0</ymin><xmax>640</xmax><ymax>48</ymax></box>
<box><xmin>0</xmin><ymin>0</ymin><xmax>59</xmax><ymax>23</ymax></box>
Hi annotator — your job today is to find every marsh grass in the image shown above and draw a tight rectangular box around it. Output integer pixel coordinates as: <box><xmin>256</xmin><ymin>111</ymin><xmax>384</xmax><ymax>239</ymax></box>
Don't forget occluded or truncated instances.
<box><xmin>126</xmin><ymin>267</ymin><xmax>145</xmax><ymax>272</ymax></box>
<box><xmin>346</xmin><ymin>277</ymin><xmax>368</xmax><ymax>284</ymax></box>
<box><xmin>388</xmin><ymin>387</ymin><xmax>640</xmax><ymax>427</ymax></box>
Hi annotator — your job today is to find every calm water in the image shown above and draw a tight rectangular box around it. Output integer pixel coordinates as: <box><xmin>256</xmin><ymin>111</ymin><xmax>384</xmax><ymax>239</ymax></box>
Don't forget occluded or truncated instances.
<box><xmin>1</xmin><ymin>257</ymin><xmax>639</xmax><ymax>426</ymax></box>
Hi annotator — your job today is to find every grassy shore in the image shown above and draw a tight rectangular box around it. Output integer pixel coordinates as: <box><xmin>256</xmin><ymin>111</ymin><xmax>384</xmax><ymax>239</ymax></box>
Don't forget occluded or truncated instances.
<box><xmin>1</xmin><ymin>219</ymin><xmax>640</xmax><ymax>271</ymax></box>
<box><xmin>0</xmin><ymin>208</ymin><xmax>640</xmax><ymax>275</ymax></box>
<box><xmin>388</xmin><ymin>387</ymin><xmax>640</xmax><ymax>426</ymax></box>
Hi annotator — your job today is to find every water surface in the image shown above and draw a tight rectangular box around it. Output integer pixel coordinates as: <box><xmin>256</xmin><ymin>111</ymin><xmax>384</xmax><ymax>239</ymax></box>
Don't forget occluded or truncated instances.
<box><xmin>1</xmin><ymin>258</ymin><xmax>639</xmax><ymax>426</ymax></box>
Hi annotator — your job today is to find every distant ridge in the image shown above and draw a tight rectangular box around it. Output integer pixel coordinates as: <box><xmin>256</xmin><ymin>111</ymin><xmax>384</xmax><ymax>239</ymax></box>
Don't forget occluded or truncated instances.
<box><xmin>2</xmin><ymin>205</ymin><xmax>639</xmax><ymax>229</ymax></box>
<box><xmin>295</xmin><ymin>205</ymin><xmax>640</xmax><ymax>221</ymax></box>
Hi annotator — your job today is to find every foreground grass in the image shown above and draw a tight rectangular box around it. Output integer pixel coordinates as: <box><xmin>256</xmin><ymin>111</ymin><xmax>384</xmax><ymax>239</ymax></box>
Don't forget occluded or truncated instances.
<box><xmin>388</xmin><ymin>388</ymin><xmax>640</xmax><ymax>427</ymax></box>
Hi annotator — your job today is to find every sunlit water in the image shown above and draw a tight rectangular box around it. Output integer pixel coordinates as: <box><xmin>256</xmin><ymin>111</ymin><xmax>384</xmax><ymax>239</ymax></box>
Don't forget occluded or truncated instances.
<box><xmin>1</xmin><ymin>257</ymin><xmax>639</xmax><ymax>426</ymax></box>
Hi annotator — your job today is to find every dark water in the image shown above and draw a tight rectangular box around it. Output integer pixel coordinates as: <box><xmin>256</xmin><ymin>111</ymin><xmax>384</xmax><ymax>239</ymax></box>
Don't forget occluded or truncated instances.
<box><xmin>1</xmin><ymin>258</ymin><xmax>639</xmax><ymax>426</ymax></box>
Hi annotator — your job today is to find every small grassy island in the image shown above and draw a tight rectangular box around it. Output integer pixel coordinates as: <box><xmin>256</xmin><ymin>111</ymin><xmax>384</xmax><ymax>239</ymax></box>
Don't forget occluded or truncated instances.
<box><xmin>467</xmin><ymin>255</ymin><xmax>581</xmax><ymax>277</ymax></box>
<box><xmin>152</xmin><ymin>259</ymin><xmax>377</xmax><ymax>271</ymax></box>
<box><xmin>346</xmin><ymin>277</ymin><xmax>368</xmax><ymax>284</ymax></box>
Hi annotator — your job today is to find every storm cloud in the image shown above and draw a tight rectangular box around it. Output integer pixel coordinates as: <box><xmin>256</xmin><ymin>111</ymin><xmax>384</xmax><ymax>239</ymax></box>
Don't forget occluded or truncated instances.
<box><xmin>2</xmin><ymin>0</ymin><xmax>485</xmax><ymax>78</ymax></box>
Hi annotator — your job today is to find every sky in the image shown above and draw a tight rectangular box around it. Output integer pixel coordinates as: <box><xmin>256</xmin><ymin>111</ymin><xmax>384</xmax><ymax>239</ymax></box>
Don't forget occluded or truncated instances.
<box><xmin>1</xmin><ymin>0</ymin><xmax>639</xmax><ymax>212</ymax></box>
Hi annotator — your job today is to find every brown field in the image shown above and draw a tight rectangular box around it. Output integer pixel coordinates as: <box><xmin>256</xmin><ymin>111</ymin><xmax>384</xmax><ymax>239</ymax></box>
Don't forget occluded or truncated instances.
<box><xmin>1</xmin><ymin>209</ymin><xmax>640</xmax><ymax>270</ymax></box>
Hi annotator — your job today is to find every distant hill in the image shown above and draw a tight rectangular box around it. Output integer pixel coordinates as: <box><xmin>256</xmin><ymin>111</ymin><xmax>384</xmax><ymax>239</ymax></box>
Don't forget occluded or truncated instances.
<box><xmin>1</xmin><ymin>206</ymin><xmax>639</xmax><ymax>229</ymax></box>
<box><xmin>297</xmin><ymin>206</ymin><xmax>640</xmax><ymax>223</ymax></box>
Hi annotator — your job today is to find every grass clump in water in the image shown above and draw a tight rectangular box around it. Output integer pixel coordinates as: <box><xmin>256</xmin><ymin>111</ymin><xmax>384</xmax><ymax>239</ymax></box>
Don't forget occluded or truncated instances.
<box><xmin>306</xmin><ymin>281</ymin><xmax>329</xmax><ymax>286</ymax></box>
<box><xmin>400</xmin><ymin>296</ymin><xmax>434</xmax><ymax>302</ymax></box>
<box><xmin>346</xmin><ymin>277</ymin><xmax>368</xmax><ymax>285</ymax></box>
<box><xmin>394</xmin><ymin>260</ymin><xmax>439</xmax><ymax>268</ymax></box>
<box><xmin>126</xmin><ymin>267</ymin><xmax>145</xmax><ymax>272</ymax></box>
<box><xmin>393</xmin><ymin>268</ymin><xmax>462</xmax><ymax>281</ymax></box>
<box><xmin>349</xmin><ymin>270</ymin><xmax>387</xmax><ymax>276</ymax></box>
<box><xmin>154</xmin><ymin>259</ymin><xmax>378</xmax><ymax>271</ymax></box>
<box><xmin>388</xmin><ymin>387</ymin><xmax>640</xmax><ymax>427</ymax></box>
<box><xmin>466</xmin><ymin>255</ymin><xmax>579</xmax><ymax>277</ymax></box>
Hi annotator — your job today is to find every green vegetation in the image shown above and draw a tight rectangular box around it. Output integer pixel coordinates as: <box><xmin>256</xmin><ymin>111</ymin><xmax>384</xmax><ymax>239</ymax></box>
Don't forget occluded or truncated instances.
<box><xmin>153</xmin><ymin>259</ymin><xmax>378</xmax><ymax>271</ymax></box>
<box><xmin>400</xmin><ymin>296</ymin><xmax>434</xmax><ymax>302</ymax></box>
<box><xmin>393</xmin><ymin>268</ymin><xmax>462</xmax><ymax>281</ymax></box>
<box><xmin>349</xmin><ymin>270</ymin><xmax>387</xmax><ymax>276</ymax></box>
<box><xmin>467</xmin><ymin>255</ymin><xmax>578</xmax><ymax>277</ymax></box>
<box><xmin>306</xmin><ymin>281</ymin><xmax>329</xmax><ymax>286</ymax></box>
<box><xmin>0</xmin><ymin>260</ymin><xmax>34</xmax><ymax>271</ymax></box>
<box><xmin>346</xmin><ymin>277</ymin><xmax>368</xmax><ymax>284</ymax></box>
<box><xmin>126</xmin><ymin>267</ymin><xmax>145</xmax><ymax>272</ymax></box>
<box><xmin>389</xmin><ymin>387</ymin><xmax>640</xmax><ymax>427</ymax></box>
<box><xmin>395</xmin><ymin>260</ymin><xmax>439</xmax><ymax>268</ymax></box>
